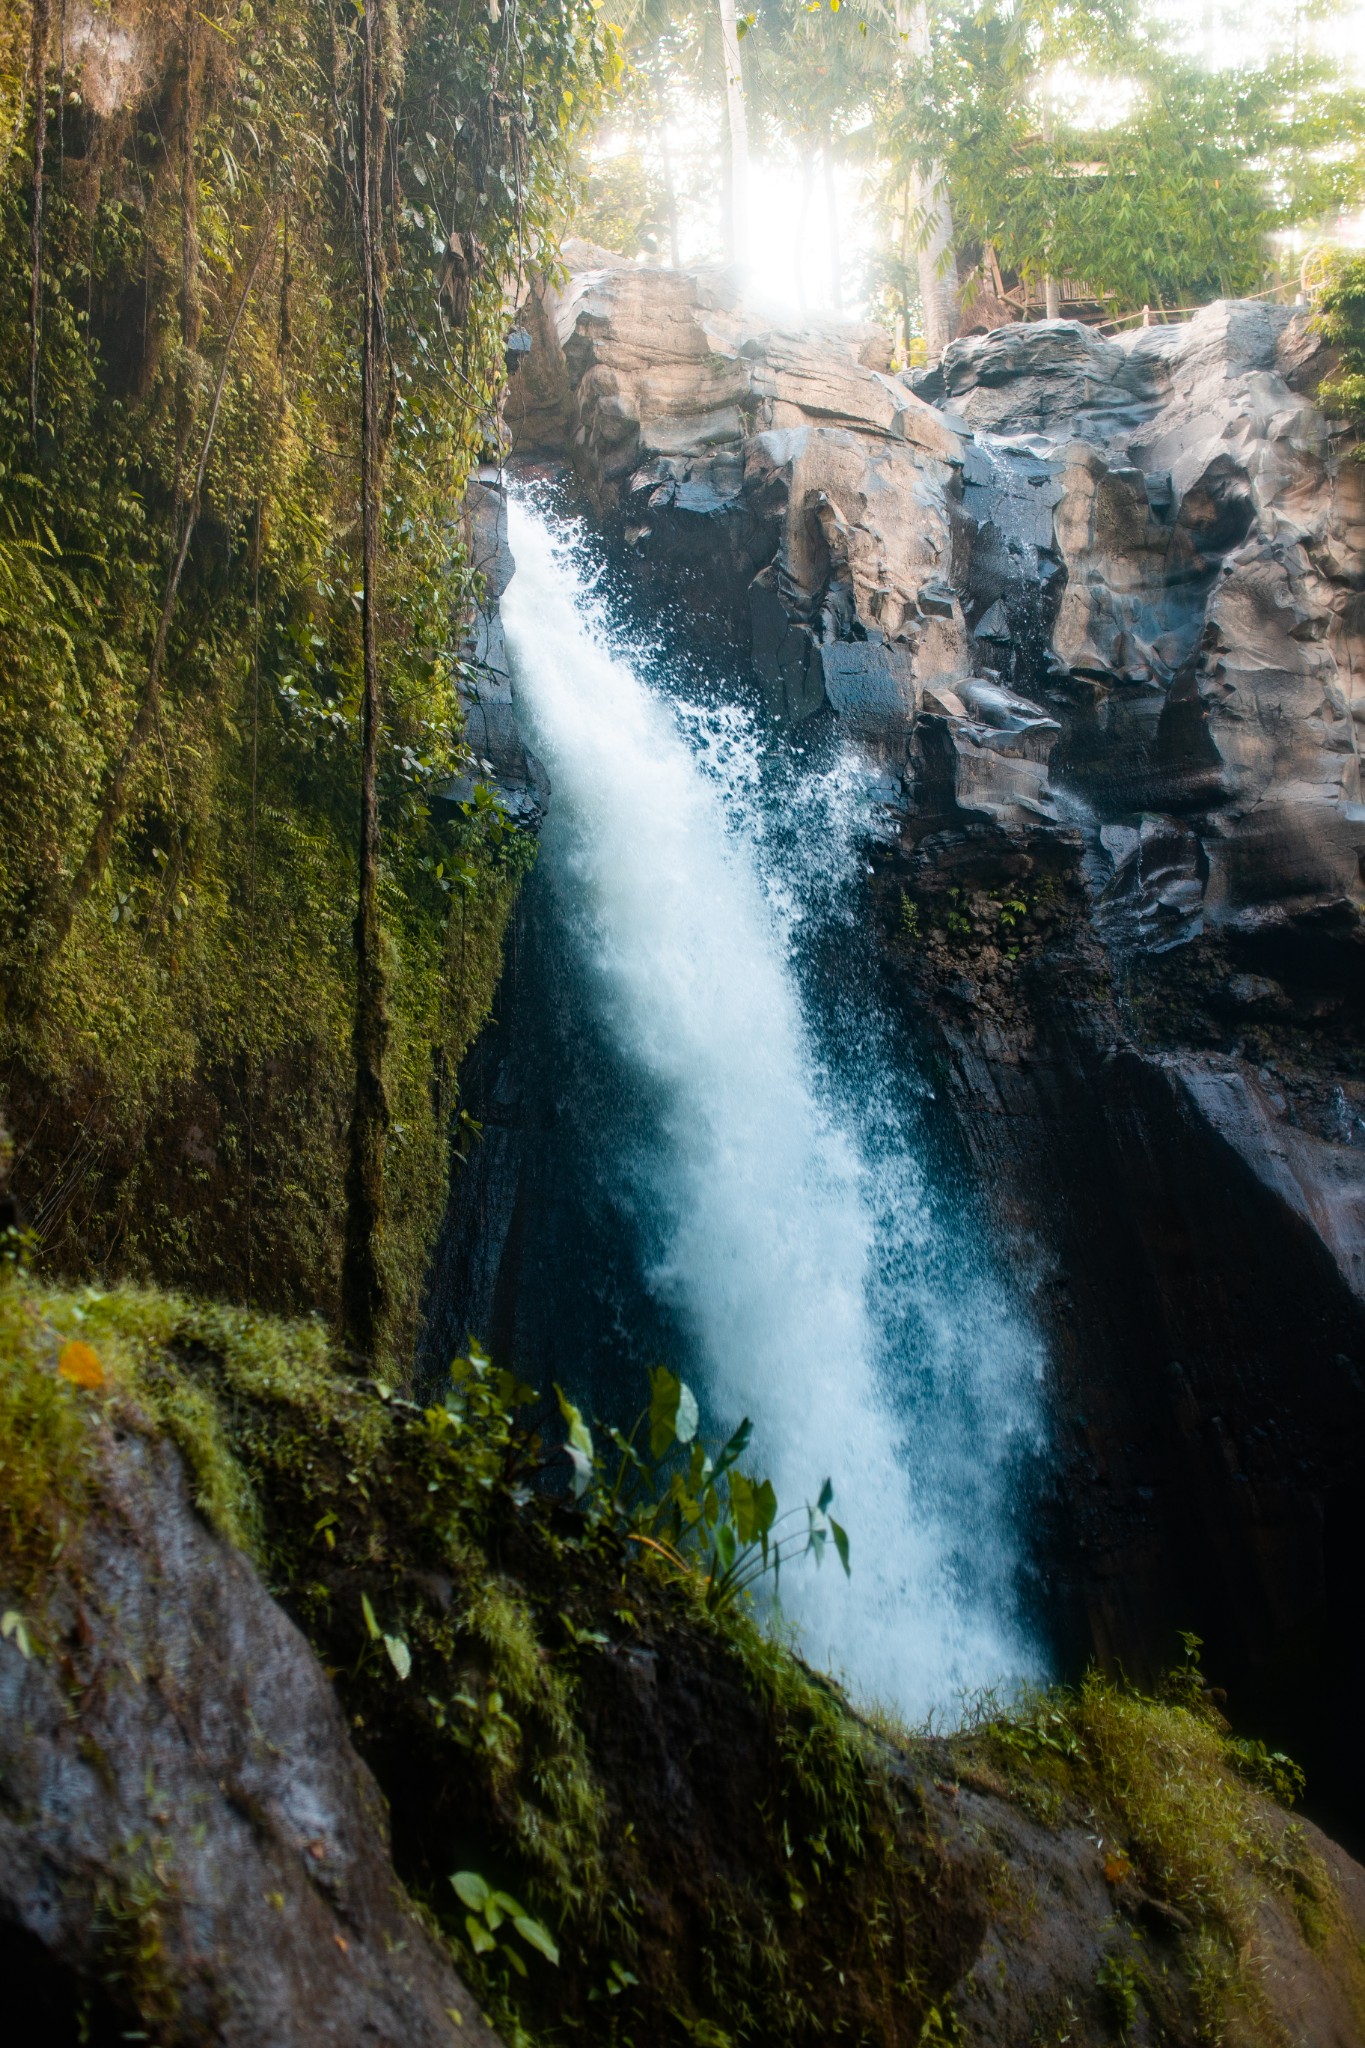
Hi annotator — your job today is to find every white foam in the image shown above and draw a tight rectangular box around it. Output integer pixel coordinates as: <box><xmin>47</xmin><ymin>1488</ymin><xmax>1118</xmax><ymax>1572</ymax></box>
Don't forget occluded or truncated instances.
<box><xmin>502</xmin><ymin>500</ymin><xmax>1046</xmax><ymax>1717</ymax></box>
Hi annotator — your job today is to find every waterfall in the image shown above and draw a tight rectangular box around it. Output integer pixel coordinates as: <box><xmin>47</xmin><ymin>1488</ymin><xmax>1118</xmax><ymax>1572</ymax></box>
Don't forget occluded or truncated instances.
<box><xmin>500</xmin><ymin>498</ymin><xmax>1047</xmax><ymax>1717</ymax></box>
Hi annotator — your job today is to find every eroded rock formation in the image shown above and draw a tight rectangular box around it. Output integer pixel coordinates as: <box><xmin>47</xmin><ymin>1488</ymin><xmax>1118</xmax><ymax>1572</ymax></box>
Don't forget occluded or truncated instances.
<box><xmin>508</xmin><ymin>249</ymin><xmax>1365</xmax><ymax>1834</ymax></box>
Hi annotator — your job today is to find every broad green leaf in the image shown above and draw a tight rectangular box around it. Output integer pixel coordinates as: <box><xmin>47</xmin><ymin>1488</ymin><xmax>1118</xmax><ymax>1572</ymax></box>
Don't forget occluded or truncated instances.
<box><xmin>383</xmin><ymin>1633</ymin><xmax>412</xmax><ymax>1680</ymax></box>
<box><xmin>465</xmin><ymin>1915</ymin><xmax>496</xmax><ymax>1954</ymax></box>
<box><xmin>1</xmin><ymin>1610</ymin><xmax>31</xmax><ymax>1660</ymax></box>
<box><xmin>555</xmin><ymin>1386</ymin><xmax>595</xmax><ymax>1498</ymax></box>
<box><xmin>451</xmin><ymin>1870</ymin><xmax>490</xmax><ymax>1912</ymax></box>
<box><xmin>830</xmin><ymin>1516</ymin><xmax>851</xmax><ymax>1578</ymax></box>
<box><xmin>647</xmin><ymin>1368</ymin><xmax>699</xmax><ymax>1458</ymax></box>
<box><xmin>729</xmin><ymin>1469</ymin><xmax>756</xmax><ymax>1544</ymax></box>
<box><xmin>674</xmin><ymin>1379</ymin><xmax>699</xmax><ymax>1445</ymax></box>
<box><xmin>818</xmin><ymin>1476</ymin><xmax>834</xmax><ymax>1514</ymax></box>
<box><xmin>648</xmin><ymin>1365</ymin><xmax>682</xmax><ymax>1459</ymax></box>
<box><xmin>713</xmin><ymin>1416</ymin><xmax>753</xmax><ymax>1480</ymax></box>
<box><xmin>514</xmin><ymin>1913</ymin><xmax>561</xmax><ymax>1964</ymax></box>
<box><xmin>361</xmin><ymin>1592</ymin><xmax>381</xmax><ymax>1641</ymax></box>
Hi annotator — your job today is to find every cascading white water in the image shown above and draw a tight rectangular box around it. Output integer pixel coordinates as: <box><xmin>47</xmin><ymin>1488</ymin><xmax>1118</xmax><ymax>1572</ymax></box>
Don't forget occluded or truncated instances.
<box><xmin>501</xmin><ymin>498</ymin><xmax>1047</xmax><ymax>1717</ymax></box>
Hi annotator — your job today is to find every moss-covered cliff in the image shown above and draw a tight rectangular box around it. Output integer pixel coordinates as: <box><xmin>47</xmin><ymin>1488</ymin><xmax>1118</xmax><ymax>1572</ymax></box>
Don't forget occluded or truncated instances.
<box><xmin>0</xmin><ymin>0</ymin><xmax>616</xmax><ymax>1355</ymax></box>
<box><xmin>5</xmin><ymin>1272</ymin><xmax>1365</xmax><ymax>2047</ymax></box>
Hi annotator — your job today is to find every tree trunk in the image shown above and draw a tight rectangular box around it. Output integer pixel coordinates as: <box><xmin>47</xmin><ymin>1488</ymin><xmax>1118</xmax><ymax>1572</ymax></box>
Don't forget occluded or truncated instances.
<box><xmin>912</xmin><ymin>165</ymin><xmax>958</xmax><ymax>357</ymax></box>
<box><xmin>177</xmin><ymin>10</ymin><xmax>202</xmax><ymax>352</ymax></box>
<box><xmin>901</xmin><ymin>0</ymin><xmax>958</xmax><ymax>360</ymax></box>
<box><xmin>795</xmin><ymin>156</ymin><xmax>813</xmax><ymax>309</ymax></box>
<box><xmin>28</xmin><ymin>0</ymin><xmax>51</xmax><ymax>440</ymax></box>
<box><xmin>340</xmin><ymin>0</ymin><xmax>392</xmax><ymax>1368</ymax></box>
<box><xmin>823</xmin><ymin>139</ymin><xmax>842</xmax><ymax>312</ymax></box>
<box><xmin>659</xmin><ymin>106</ymin><xmax>681</xmax><ymax>269</ymax></box>
<box><xmin>717</xmin><ymin>0</ymin><xmax>749</xmax><ymax>269</ymax></box>
<box><xmin>1044</xmin><ymin>274</ymin><xmax>1061</xmax><ymax>319</ymax></box>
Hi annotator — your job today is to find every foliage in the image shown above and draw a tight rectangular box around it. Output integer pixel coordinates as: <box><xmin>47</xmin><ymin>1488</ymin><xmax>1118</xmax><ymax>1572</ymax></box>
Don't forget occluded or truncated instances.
<box><xmin>884</xmin><ymin>0</ymin><xmax>1365</xmax><ymax>313</ymax></box>
<box><xmin>0</xmin><ymin>0</ymin><xmax>615</xmax><ymax>1359</ymax></box>
<box><xmin>5</xmin><ymin>1273</ymin><xmax>1363</xmax><ymax>2047</ymax></box>
<box><xmin>0</xmin><ymin>1273</ymin><xmax>95</xmax><ymax>1598</ymax></box>
<box><xmin>573</xmin><ymin>140</ymin><xmax>671</xmax><ymax>255</ymax></box>
<box><xmin>569</xmin><ymin>1362</ymin><xmax>851</xmax><ymax>1611</ymax></box>
<box><xmin>451</xmin><ymin>1868</ymin><xmax>562</xmax><ymax>1972</ymax></box>
<box><xmin>570</xmin><ymin>0</ymin><xmax>1365</xmax><ymax>326</ymax></box>
<box><xmin>960</xmin><ymin>1633</ymin><xmax>1348</xmax><ymax>2041</ymax></box>
<box><xmin>1316</xmin><ymin>252</ymin><xmax>1365</xmax><ymax>445</ymax></box>
<box><xmin>1095</xmin><ymin>1946</ymin><xmax>1139</xmax><ymax>2030</ymax></box>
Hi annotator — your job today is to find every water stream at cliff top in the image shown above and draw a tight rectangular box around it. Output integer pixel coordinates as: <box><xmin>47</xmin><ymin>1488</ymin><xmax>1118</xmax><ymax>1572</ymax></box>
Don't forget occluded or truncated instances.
<box><xmin>499</xmin><ymin>496</ymin><xmax>1047</xmax><ymax>1717</ymax></box>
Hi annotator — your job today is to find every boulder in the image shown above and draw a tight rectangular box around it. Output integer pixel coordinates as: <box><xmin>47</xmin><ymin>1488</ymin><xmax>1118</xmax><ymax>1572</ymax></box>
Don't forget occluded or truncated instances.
<box><xmin>0</xmin><ymin>1405</ymin><xmax>497</xmax><ymax>2047</ymax></box>
<box><xmin>446</xmin><ymin>472</ymin><xmax>549</xmax><ymax>827</ymax></box>
<box><xmin>509</xmin><ymin>248</ymin><xmax>971</xmax><ymax>731</ymax></box>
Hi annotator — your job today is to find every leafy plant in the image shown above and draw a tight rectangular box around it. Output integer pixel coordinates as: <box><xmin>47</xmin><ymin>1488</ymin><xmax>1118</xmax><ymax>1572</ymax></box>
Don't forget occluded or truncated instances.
<box><xmin>450</xmin><ymin>1869</ymin><xmax>560</xmax><ymax>1976</ymax></box>
<box><xmin>886</xmin><ymin>0</ymin><xmax>1365</xmax><ymax>316</ymax></box>
<box><xmin>1095</xmin><ymin>1948</ymin><xmax>1140</xmax><ymax>2030</ymax></box>
<box><xmin>0</xmin><ymin>0</ymin><xmax>613</xmax><ymax>1360</ymax></box>
<box><xmin>1317</xmin><ymin>254</ymin><xmax>1365</xmax><ymax>448</ymax></box>
<box><xmin>1225</xmin><ymin>1737</ymin><xmax>1306</xmax><ymax>1808</ymax></box>
<box><xmin>567</xmin><ymin>1365</ymin><xmax>852</xmax><ymax>1613</ymax></box>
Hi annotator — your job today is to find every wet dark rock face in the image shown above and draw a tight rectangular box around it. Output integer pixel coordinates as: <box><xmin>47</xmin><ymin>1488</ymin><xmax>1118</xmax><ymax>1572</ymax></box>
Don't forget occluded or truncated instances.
<box><xmin>0</xmin><ymin>1414</ymin><xmax>496</xmax><ymax>2048</ymax></box>
<box><xmin>501</xmin><ymin>252</ymin><xmax>1365</xmax><ymax>1835</ymax></box>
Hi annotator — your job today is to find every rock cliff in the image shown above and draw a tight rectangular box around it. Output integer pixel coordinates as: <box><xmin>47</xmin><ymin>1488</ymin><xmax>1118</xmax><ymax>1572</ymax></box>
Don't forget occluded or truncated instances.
<box><xmin>508</xmin><ymin>250</ymin><xmax>1365</xmax><ymax>1836</ymax></box>
<box><xmin>8</xmin><ymin>1277</ymin><xmax>1365</xmax><ymax>2047</ymax></box>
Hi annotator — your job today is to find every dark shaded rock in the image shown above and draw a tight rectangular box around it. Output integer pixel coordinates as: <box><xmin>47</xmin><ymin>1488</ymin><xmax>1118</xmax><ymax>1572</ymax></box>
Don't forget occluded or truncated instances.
<box><xmin>446</xmin><ymin>472</ymin><xmax>549</xmax><ymax>829</ymax></box>
<box><xmin>0</xmin><ymin>1413</ymin><xmax>496</xmax><ymax>2047</ymax></box>
<box><xmin>875</xmin><ymin>818</ymin><xmax>1365</xmax><ymax>1841</ymax></box>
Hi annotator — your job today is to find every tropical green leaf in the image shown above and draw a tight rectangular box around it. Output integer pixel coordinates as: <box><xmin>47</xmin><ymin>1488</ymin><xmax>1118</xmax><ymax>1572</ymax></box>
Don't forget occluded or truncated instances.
<box><xmin>451</xmin><ymin>1870</ymin><xmax>491</xmax><ymax>1913</ymax></box>
<box><xmin>514</xmin><ymin>1913</ymin><xmax>561</xmax><ymax>1964</ymax></box>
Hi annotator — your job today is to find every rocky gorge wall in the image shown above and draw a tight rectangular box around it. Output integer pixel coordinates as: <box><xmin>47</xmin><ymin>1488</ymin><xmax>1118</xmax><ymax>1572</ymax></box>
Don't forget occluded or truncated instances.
<box><xmin>497</xmin><ymin>248</ymin><xmax>1365</xmax><ymax>1837</ymax></box>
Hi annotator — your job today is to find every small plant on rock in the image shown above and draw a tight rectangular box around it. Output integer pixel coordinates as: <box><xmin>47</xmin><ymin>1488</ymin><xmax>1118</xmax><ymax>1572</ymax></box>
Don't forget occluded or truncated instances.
<box><xmin>558</xmin><ymin>1366</ymin><xmax>851</xmax><ymax>1614</ymax></box>
<box><xmin>450</xmin><ymin>1868</ymin><xmax>560</xmax><ymax>1977</ymax></box>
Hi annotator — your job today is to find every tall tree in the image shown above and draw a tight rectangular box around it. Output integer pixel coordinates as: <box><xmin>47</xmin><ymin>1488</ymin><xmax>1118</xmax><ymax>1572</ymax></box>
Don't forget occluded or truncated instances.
<box><xmin>886</xmin><ymin>0</ymin><xmax>1365</xmax><ymax>318</ymax></box>
<box><xmin>26</xmin><ymin>0</ymin><xmax>49</xmax><ymax>436</ymax></box>
<box><xmin>899</xmin><ymin>0</ymin><xmax>958</xmax><ymax>356</ymax></box>
<box><xmin>718</xmin><ymin>0</ymin><xmax>751</xmax><ymax>263</ymax></box>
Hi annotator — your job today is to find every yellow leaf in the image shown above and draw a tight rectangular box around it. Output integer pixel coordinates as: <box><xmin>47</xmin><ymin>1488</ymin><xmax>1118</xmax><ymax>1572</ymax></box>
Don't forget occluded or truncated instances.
<box><xmin>58</xmin><ymin>1340</ymin><xmax>105</xmax><ymax>1390</ymax></box>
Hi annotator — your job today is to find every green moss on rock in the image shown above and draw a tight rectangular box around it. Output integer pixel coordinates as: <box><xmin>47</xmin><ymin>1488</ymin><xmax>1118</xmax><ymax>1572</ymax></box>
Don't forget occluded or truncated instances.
<box><xmin>5</xmin><ymin>1276</ymin><xmax>1365</xmax><ymax>2048</ymax></box>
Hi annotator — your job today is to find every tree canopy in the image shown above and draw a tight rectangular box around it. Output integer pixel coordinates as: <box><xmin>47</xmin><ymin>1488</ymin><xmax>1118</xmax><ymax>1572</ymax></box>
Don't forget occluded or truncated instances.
<box><xmin>575</xmin><ymin>0</ymin><xmax>1365</xmax><ymax>331</ymax></box>
<box><xmin>887</xmin><ymin>0</ymin><xmax>1365</xmax><ymax>312</ymax></box>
